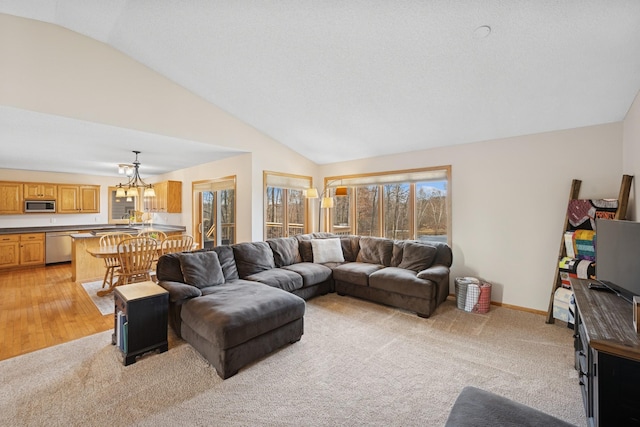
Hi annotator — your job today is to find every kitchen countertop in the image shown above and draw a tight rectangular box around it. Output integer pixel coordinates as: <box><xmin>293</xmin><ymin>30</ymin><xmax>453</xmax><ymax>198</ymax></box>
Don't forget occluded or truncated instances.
<box><xmin>0</xmin><ymin>223</ymin><xmax>186</xmax><ymax>235</ymax></box>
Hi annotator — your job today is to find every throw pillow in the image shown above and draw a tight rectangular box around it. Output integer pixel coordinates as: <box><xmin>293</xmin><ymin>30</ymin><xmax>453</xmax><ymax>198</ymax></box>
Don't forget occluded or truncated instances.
<box><xmin>311</xmin><ymin>238</ymin><xmax>345</xmax><ymax>264</ymax></box>
<box><xmin>398</xmin><ymin>242</ymin><xmax>437</xmax><ymax>272</ymax></box>
<box><xmin>178</xmin><ymin>251</ymin><xmax>225</xmax><ymax>289</ymax></box>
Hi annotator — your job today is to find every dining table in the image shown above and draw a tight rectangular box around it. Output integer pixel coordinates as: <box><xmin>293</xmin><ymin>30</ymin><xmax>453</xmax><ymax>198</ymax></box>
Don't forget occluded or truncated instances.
<box><xmin>86</xmin><ymin>242</ymin><xmax>197</xmax><ymax>297</ymax></box>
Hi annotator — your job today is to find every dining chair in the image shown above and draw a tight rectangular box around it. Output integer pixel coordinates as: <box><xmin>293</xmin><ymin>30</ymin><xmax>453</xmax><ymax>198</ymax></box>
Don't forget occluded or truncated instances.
<box><xmin>115</xmin><ymin>236</ymin><xmax>158</xmax><ymax>286</ymax></box>
<box><xmin>137</xmin><ymin>229</ymin><xmax>168</xmax><ymax>241</ymax></box>
<box><xmin>160</xmin><ymin>234</ymin><xmax>195</xmax><ymax>255</ymax></box>
<box><xmin>98</xmin><ymin>232</ymin><xmax>133</xmax><ymax>289</ymax></box>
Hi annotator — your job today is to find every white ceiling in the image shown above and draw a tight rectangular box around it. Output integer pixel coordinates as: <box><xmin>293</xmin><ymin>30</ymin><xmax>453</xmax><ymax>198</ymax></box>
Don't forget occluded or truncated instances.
<box><xmin>1</xmin><ymin>1</ymin><xmax>640</xmax><ymax>176</ymax></box>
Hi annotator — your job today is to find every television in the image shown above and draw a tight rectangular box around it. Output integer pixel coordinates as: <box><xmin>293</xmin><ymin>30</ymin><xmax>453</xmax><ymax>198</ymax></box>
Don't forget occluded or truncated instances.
<box><xmin>595</xmin><ymin>218</ymin><xmax>640</xmax><ymax>303</ymax></box>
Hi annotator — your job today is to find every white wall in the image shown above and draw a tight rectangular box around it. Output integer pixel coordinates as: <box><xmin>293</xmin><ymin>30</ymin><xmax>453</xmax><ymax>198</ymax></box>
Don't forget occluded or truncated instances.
<box><xmin>623</xmin><ymin>89</ymin><xmax>640</xmax><ymax>219</ymax></box>
<box><xmin>320</xmin><ymin>123</ymin><xmax>623</xmax><ymax>312</ymax></box>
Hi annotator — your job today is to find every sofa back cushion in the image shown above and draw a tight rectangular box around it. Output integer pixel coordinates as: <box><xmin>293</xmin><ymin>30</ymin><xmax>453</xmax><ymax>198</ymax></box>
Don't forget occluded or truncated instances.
<box><xmin>398</xmin><ymin>241</ymin><xmax>438</xmax><ymax>272</ymax></box>
<box><xmin>356</xmin><ymin>236</ymin><xmax>393</xmax><ymax>266</ymax></box>
<box><xmin>340</xmin><ymin>235</ymin><xmax>360</xmax><ymax>262</ymax></box>
<box><xmin>156</xmin><ymin>252</ymin><xmax>184</xmax><ymax>282</ymax></box>
<box><xmin>178</xmin><ymin>251</ymin><xmax>225</xmax><ymax>289</ymax></box>
<box><xmin>268</xmin><ymin>237</ymin><xmax>302</xmax><ymax>267</ymax></box>
<box><xmin>431</xmin><ymin>241</ymin><xmax>453</xmax><ymax>267</ymax></box>
<box><xmin>211</xmin><ymin>245</ymin><xmax>239</xmax><ymax>281</ymax></box>
<box><xmin>233</xmin><ymin>241</ymin><xmax>276</xmax><ymax>278</ymax></box>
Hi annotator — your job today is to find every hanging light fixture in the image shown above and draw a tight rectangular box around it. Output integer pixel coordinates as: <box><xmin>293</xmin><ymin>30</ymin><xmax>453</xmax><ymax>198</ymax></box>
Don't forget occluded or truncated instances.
<box><xmin>115</xmin><ymin>151</ymin><xmax>156</xmax><ymax>198</ymax></box>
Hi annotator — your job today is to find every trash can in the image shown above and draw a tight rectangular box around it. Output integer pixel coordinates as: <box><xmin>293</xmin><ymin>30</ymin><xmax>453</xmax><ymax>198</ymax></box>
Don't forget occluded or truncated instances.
<box><xmin>455</xmin><ymin>277</ymin><xmax>491</xmax><ymax>314</ymax></box>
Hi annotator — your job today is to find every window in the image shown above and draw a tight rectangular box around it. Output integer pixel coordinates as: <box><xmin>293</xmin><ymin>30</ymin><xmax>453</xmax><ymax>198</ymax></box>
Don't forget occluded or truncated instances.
<box><xmin>264</xmin><ymin>171</ymin><xmax>312</xmax><ymax>239</ymax></box>
<box><xmin>328</xmin><ymin>166</ymin><xmax>450</xmax><ymax>244</ymax></box>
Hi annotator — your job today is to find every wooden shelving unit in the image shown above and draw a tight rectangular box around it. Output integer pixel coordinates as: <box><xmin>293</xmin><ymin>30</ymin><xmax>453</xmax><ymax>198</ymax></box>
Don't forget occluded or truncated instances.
<box><xmin>545</xmin><ymin>175</ymin><xmax>633</xmax><ymax>324</ymax></box>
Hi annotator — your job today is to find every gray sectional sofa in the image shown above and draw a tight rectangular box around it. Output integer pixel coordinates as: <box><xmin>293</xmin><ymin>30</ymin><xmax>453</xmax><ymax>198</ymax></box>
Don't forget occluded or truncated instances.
<box><xmin>156</xmin><ymin>233</ymin><xmax>452</xmax><ymax>378</ymax></box>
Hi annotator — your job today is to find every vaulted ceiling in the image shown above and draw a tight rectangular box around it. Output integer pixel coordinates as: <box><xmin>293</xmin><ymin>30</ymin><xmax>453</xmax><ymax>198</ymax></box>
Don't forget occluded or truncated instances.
<box><xmin>1</xmin><ymin>1</ymin><xmax>640</xmax><ymax>176</ymax></box>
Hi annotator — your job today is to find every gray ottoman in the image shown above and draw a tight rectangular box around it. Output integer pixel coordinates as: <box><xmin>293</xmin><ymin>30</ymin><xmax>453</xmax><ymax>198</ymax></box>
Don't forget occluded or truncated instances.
<box><xmin>445</xmin><ymin>386</ymin><xmax>577</xmax><ymax>427</ymax></box>
<box><xmin>180</xmin><ymin>280</ymin><xmax>305</xmax><ymax>379</ymax></box>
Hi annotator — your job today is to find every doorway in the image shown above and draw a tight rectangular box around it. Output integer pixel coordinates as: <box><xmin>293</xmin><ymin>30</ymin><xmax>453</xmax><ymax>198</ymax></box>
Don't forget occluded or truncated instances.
<box><xmin>193</xmin><ymin>177</ymin><xmax>236</xmax><ymax>249</ymax></box>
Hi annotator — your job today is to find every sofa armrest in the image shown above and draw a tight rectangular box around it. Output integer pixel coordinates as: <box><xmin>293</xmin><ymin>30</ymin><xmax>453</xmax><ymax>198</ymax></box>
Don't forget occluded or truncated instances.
<box><xmin>416</xmin><ymin>265</ymin><xmax>449</xmax><ymax>282</ymax></box>
<box><xmin>157</xmin><ymin>280</ymin><xmax>202</xmax><ymax>303</ymax></box>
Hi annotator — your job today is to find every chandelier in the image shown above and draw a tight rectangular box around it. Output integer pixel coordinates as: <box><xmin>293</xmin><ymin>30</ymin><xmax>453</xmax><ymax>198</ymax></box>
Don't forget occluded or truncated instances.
<box><xmin>115</xmin><ymin>151</ymin><xmax>156</xmax><ymax>198</ymax></box>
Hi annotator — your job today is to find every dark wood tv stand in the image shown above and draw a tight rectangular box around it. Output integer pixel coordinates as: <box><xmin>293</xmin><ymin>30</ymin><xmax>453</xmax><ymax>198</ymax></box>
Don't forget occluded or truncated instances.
<box><xmin>571</xmin><ymin>278</ymin><xmax>640</xmax><ymax>426</ymax></box>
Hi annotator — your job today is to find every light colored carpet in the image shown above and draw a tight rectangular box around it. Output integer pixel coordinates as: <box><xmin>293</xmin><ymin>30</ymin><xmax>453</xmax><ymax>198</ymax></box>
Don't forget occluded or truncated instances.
<box><xmin>0</xmin><ymin>294</ymin><xmax>586</xmax><ymax>426</ymax></box>
<box><xmin>81</xmin><ymin>280</ymin><xmax>114</xmax><ymax>315</ymax></box>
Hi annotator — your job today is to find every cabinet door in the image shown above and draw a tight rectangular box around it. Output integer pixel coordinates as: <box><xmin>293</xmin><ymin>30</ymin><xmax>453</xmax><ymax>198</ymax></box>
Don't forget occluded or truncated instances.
<box><xmin>0</xmin><ymin>182</ymin><xmax>24</xmax><ymax>214</ymax></box>
<box><xmin>19</xmin><ymin>233</ymin><xmax>45</xmax><ymax>265</ymax></box>
<box><xmin>79</xmin><ymin>186</ymin><xmax>100</xmax><ymax>213</ymax></box>
<box><xmin>0</xmin><ymin>235</ymin><xmax>20</xmax><ymax>268</ymax></box>
<box><xmin>166</xmin><ymin>181</ymin><xmax>182</xmax><ymax>213</ymax></box>
<box><xmin>58</xmin><ymin>185</ymin><xmax>80</xmax><ymax>213</ymax></box>
<box><xmin>24</xmin><ymin>183</ymin><xmax>57</xmax><ymax>199</ymax></box>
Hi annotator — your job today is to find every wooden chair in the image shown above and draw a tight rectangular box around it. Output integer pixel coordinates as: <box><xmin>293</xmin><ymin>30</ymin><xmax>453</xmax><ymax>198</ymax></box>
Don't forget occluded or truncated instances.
<box><xmin>161</xmin><ymin>234</ymin><xmax>194</xmax><ymax>255</ymax></box>
<box><xmin>115</xmin><ymin>237</ymin><xmax>158</xmax><ymax>286</ymax></box>
<box><xmin>137</xmin><ymin>229</ymin><xmax>168</xmax><ymax>241</ymax></box>
<box><xmin>99</xmin><ymin>232</ymin><xmax>132</xmax><ymax>289</ymax></box>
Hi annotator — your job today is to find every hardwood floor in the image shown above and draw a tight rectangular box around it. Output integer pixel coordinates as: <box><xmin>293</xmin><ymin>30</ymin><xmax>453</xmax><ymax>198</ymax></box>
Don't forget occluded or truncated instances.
<box><xmin>0</xmin><ymin>263</ymin><xmax>112</xmax><ymax>361</ymax></box>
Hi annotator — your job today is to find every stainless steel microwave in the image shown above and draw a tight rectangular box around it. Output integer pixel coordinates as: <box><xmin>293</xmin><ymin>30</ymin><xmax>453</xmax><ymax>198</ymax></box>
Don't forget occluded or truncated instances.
<box><xmin>24</xmin><ymin>200</ymin><xmax>56</xmax><ymax>213</ymax></box>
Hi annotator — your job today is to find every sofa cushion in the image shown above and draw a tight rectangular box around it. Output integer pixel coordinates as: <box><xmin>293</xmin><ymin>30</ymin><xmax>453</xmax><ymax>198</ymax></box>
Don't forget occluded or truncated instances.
<box><xmin>211</xmin><ymin>245</ymin><xmax>239</xmax><ymax>281</ymax></box>
<box><xmin>233</xmin><ymin>241</ymin><xmax>276</xmax><ymax>278</ymax></box>
<box><xmin>369</xmin><ymin>267</ymin><xmax>435</xmax><ymax>299</ymax></box>
<box><xmin>390</xmin><ymin>241</ymin><xmax>405</xmax><ymax>267</ymax></box>
<box><xmin>156</xmin><ymin>252</ymin><xmax>185</xmax><ymax>283</ymax></box>
<box><xmin>245</xmin><ymin>268</ymin><xmax>304</xmax><ymax>292</ymax></box>
<box><xmin>298</xmin><ymin>240</ymin><xmax>314</xmax><ymax>262</ymax></box>
<box><xmin>178</xmin><ymin>251</ymin><xmax>225</xmax><ymax>289</ymax></box>
<box><xmin>282</xmin><ymin>262</ymin><xmax>333</xmax><ymax>287</ymax></box>
<box><xmin>398</xmin><ymin>242</ymin><xmax>437</xmax><ymax>272</ymax></box>
<box><xmin>311</xmin><ymin>238</ymin><xmax>345</xmax><ymax>263</ymax></box>
<box><xmin>356</xmin><ymin>236</ymin><xmax>393</xmax><ymax>266</ymax></box>
<box><xmin>268</xmin><ymin>237</ymin><xmax>302</xmax><ymax>267</ymax></box>
<box><xmin>180</xmin><ymin>281</ymin><xmax>305</xmax><ymax>350</ymax></box>
<box><xmin>444</xmin><ymin>386</ymin><xmax>576</xmax><ymax>427</ymax></box>
<box><xmin>333</xmin><ymin>262</ymin><xmax>385</xmax><ymax>287</ymax></box>
<box><xmin>340</xmin><ymin>235</ymin><xmax>360</xmax><ymax>262</ymax></box>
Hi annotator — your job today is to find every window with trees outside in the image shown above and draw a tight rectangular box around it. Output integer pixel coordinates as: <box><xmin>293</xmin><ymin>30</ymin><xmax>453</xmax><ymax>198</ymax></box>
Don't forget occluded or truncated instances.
<box><xmin>264</xmin><ymin>171</ymin><xmax>313</xmax><ymax>239</ymax></box>
<box><xmin>327</xmin><ymin>166</ymin><xmax>450</xmax><ymax>244</ymax></box>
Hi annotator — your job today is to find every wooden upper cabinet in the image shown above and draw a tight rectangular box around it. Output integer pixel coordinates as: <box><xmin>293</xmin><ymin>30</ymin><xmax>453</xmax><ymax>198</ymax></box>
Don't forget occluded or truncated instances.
<box><xmin>0</xmin><ymin>182</ymin><xmax>24</xmax><ymax>214</ymax></box>
<box><xmin>24</xmin><ymin>183</ymin><xmax>57</xmax><ymax>200</ymax></box>
<box><xmin>58</xmin><ymin>185</ymin><xmax>100</xmax><ymax>213</ymax></box>
<box><xmin>143</xmin><ymin>180</ymin><xmax>182</xmax><ymax>213</ymax></box>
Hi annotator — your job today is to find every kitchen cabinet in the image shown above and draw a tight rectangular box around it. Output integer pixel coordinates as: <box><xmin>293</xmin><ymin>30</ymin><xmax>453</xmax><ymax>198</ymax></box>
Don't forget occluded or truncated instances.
<box><xmin>58</xmin><ymin>185</ymin><xmax>100</xmax><ymax>213</ymax></box>
<box><xmin>24</xmin><ymin>183</ymin><xmax>57</xmax><ymax>200</ymax></box>
<box><xmin>143</xmin><ymin>180</ymin><xmax>181</xmax><ymax>213</ymax></box>
<box><xmin>0</xmin><ymin>235</ymin><xmax>20</xmax><ymax>268</ymax></box>
<box><xmin>0</xmin><ymin>182</ymin><xmax>23</xmax><ymax>215</ymax></box>
<box><xmin>0</xmin><ymin>233</ymin><xmax>45</xmax><ymax>269</ymax></box>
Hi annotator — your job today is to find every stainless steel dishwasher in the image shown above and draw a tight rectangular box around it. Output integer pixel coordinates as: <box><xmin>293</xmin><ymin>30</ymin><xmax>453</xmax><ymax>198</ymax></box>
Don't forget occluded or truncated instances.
<box><xmin>45</xmin><ymin>230</ymin><xmax>80</xmax><ymax>264</ymax></box>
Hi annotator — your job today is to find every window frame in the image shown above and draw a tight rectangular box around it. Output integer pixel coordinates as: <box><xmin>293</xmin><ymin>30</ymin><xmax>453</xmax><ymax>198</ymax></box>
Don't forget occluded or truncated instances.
<box><xmin>263</xmin><ymin>171</ymin><xmax>313</xmax><ymax>239</ymax></box>
<box><xmin>326</xmin><ymin>166</ymin><xmax>451</xmax><ymax>245</ymax></box>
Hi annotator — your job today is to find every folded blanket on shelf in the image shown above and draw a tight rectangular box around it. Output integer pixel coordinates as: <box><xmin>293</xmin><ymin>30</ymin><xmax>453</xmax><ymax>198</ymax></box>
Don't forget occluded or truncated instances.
<box><xmin>567</xmin><ymin>199</ymin><xmax>617</xmax><ymax>230</ymax></box>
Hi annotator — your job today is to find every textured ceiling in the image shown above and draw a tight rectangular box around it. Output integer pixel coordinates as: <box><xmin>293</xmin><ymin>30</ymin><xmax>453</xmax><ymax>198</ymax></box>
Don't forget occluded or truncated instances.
<box><xmin>1</xmin><ymin>1</ymin><xmax>640</xmax><ymax>175</ymax></box>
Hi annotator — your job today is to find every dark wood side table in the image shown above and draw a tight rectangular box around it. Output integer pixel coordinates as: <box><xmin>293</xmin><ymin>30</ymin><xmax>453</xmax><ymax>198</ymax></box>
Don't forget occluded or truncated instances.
<box><xmin>113</xmin><ymin>281</ymin><xmax>169</xmax><ymax>366</ymax></box>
